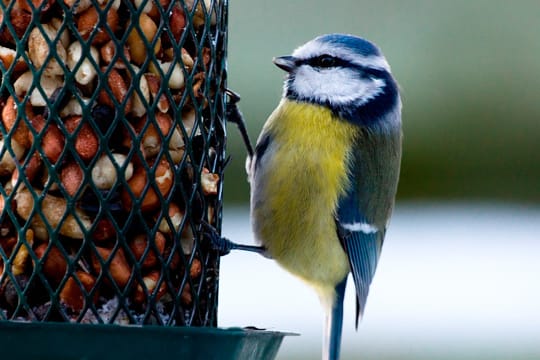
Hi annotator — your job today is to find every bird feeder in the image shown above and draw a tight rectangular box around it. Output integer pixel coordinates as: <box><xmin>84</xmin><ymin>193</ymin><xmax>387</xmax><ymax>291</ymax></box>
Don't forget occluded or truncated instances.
<box><xmin>0</xmin><ymin>0</ymin><xmax>287</xmax><ymax>358</ymax></box>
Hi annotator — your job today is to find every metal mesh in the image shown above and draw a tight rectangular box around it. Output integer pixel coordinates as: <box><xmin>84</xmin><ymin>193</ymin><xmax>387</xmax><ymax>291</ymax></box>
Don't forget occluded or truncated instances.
<box><xmin>0</xmin><ymin>0</ymin><xmax>227</xmax><ymax>326</ymax></box>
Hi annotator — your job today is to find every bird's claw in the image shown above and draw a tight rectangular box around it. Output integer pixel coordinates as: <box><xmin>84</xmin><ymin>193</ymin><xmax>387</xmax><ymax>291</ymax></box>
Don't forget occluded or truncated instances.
<box><xmin>201</xmin><ymin>221</ymin><xmax>233</xmax><ymax>256</ymax></box>
<box><xmin>225</xmin><ymin>88</ymin><xmax>254</xmax><ymax>158</ymax></box>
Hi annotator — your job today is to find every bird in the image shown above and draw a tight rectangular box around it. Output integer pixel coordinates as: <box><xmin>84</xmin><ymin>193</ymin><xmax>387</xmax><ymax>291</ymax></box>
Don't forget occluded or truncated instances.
<box><xmin>246</xmin><ymin>34</ymin><xmax>402</xmax><ymax>360</ymax></box>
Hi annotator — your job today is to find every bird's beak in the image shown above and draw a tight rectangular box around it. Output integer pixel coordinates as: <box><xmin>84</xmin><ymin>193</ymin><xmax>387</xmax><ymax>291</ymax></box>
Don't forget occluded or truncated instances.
<box><xmin>273</xmin><ymin>56</ymin><xmax>297</xmax><ymax>72</ymax></box>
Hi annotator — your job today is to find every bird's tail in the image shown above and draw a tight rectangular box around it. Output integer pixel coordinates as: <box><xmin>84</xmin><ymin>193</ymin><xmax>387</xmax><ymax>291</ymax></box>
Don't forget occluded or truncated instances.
<box><xmin>323</xmin><ymin>278</ymin><xmax>347</xmax><ymax>360</ymax></box>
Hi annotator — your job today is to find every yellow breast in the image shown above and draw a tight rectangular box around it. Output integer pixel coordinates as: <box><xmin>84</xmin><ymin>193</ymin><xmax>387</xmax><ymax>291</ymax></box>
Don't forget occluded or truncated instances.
<box><xmin>251</xmin><ymin>99</ymin><xmax>358</xmax><ymax>296</ymax></box>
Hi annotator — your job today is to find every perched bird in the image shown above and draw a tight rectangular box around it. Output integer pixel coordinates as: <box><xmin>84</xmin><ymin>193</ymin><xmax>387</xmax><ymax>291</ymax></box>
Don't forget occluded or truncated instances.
<box><xmin>246</xmin><ymin>34</ymin><xmax>402</xmax><ymax>360</ymax></box>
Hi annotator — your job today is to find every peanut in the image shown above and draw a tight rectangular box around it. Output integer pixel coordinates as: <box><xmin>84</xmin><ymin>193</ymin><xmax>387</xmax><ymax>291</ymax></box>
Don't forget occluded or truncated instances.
<box><xmin>67</xmin><ymin>41</ymin><xmax>100</xmax><ymax>85</ymax></box>
<box><xmin>98</xmin><ymin>68</ymin><xmax>133</xmax><ymax>113</ymax></box>
<box><xmin>129</xmin><ymin>231</ymin><xmax>166</xmax><ymax>269</ymax></box>
<box><xmin>121</xmin><ymin>159</ymin><xmax>173</xmax><ymax>212</ymax></box>
<box><xmin>91</xmin><ymin>153</ymin><xmax>133</xmax><ymax>189</ymax></box>
<box><xmin>0</xmin><ymin>138</ymin><xmax>25</xmax><ymax>177</ymax></box>
<box><xmin>127</xmin><ymin>13</ymin><xmax>161</xmax><ymax>65</ymax></box>
<box><xmin>2</xmin><ymin>96</ymin><xmax>30</xmax><ymax>149</ymax></box>
<box><xmin>60</xmin><ymin>271</ymin><xmax>97</xmax><ymax>311</ymax></box>
<box><xmin>29</xmin><ymin>115</ymin><xmax>65</xmax><ymax>164</ymax></box>
<box><xmin>201</xmin><ymin>168</ymin><xmax>219</xmax><ymax>195</ymax></box>
<box><xmin>133</xmin><ymin>270</ymin><xmax>167</xmax><ymax>304</ymax></box>
<box><xmin>63</xmin><ymin>115</ymin><xmax>99</xmax><ymax>162</ymax></box>
<box><xmin>60</xmin><ymin>160</ymin><xmax>84</xmax><ymax>197</ymax></box>
<box><xmin>77</xmin><ymin>6</ymin><xmax>119</xmax><ymax>45</ymax></box>
<box><xmin>92</xmin><ymin>247</ymin><xmax>131</xmax><ymax>289</ymax></box>
<box><xmin>28</xmin><ymin>23</ymin><xmax>66</xmax><ymax>76</ymax></box>
<box><xmin>34</xmin><ymin>243</ymin><xmax>68</xmax><ymax>285</ymax></box>
<box><xmin>15</xmin><ymin>188</ymin><xmax>92</xmax><ymax>240</ymax></box>
<box><xmin>0</xmin><ymin>46</ymin><xmax>27</xmax><ymax>73</ymax></box>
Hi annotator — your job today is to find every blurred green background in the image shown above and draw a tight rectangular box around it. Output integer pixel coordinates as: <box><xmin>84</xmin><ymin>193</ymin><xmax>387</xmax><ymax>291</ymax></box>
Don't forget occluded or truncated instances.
<box><xmin>223</xmin><ymin>0</ymin><xmax>540</xmax><ymax>205</ymax></box>
<box><xmin>220</xmin><ymin>1</ymin><xmax>540</xmax><ymax>359</ymax></box>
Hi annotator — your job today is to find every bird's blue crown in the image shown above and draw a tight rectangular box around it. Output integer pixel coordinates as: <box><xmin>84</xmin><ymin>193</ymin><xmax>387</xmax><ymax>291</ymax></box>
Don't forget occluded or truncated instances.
<box><xmin>314</xmin><ymin>34</ymin><xmax>382</xmax><ymax>58</ymax></box>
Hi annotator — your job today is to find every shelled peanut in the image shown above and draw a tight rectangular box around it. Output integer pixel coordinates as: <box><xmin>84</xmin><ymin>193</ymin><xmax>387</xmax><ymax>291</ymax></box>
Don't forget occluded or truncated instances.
<box><xmin>0</xmin><ymin>0</ymin><xmax>222</xmax><ymax>323</ymax></box>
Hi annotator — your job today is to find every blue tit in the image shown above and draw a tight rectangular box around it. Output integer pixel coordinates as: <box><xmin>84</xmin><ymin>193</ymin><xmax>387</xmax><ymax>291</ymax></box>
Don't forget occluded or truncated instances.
<box><xmin>246</xmin><ymin>34</ymin><xmax>402</xmax><ymax>360</ymax></box>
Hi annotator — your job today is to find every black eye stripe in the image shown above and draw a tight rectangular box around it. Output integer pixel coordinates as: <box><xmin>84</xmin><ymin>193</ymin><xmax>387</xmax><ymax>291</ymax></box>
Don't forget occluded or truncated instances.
<box><xmin>302</xmin><ymin>54</ymin><xmax>342</xmax><ymax>68</ymax></box>
<box><xmin>299</xmin><ymin>55</ymin><xmax>387</xmax><ymax>78</ymax></box>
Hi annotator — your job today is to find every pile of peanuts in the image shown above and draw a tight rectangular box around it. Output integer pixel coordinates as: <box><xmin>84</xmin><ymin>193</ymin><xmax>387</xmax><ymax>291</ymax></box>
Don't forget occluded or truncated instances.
<box><xmin>0</xmin><ymin>0</ymin><xmax>223</xmax><ymax>323</ymax></box>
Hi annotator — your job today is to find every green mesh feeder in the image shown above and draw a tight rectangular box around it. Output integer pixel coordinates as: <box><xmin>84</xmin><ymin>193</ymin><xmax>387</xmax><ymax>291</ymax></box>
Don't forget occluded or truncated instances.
<box><xmin>0</xmin><ymin>0</ymin><xmax>287</xmax><ymax>358</ymax></box>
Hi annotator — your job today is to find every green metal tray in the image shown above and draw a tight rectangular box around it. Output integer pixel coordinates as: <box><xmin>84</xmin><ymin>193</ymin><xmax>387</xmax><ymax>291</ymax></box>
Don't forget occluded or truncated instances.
<box><xmin>0</xmin><ymin>321</ymin><xmax>292</xmax><ymax>360</ymax></box>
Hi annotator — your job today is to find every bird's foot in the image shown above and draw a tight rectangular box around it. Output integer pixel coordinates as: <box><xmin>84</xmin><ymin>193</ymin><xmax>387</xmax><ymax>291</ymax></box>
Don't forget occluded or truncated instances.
<box><xmin>202</xmin><ymin>221</ymin><xmax>270</xmax><ymax>258</ymax></box>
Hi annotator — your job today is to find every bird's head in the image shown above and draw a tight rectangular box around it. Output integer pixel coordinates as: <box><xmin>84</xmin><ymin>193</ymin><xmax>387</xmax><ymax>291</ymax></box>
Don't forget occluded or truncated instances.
<box><xmin>274</xmin><ymin>34</ymin><xmax>400</xmax><ymax>125</ymax></box>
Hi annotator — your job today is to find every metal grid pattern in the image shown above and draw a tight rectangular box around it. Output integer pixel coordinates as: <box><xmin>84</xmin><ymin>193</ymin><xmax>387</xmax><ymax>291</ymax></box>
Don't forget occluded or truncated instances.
<box><xmin>0</xmin><ymin>0</ymin><xmax>227</xmax><ymax>326</ymax></box>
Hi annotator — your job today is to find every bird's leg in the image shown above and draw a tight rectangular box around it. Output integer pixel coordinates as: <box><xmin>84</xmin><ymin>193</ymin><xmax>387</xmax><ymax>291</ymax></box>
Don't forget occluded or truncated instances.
<box><xmin>191</xmin><ymin>91</ymin><xmax>262</xmax><ymax>257</ymax></box>
<box><xmin>225</xmin><ymin>89</ymin><xmax>254</xmax><ymax>158</ymax></box>
<box><xmin>201</xmin><ymin>221</ymin><xmax>271</xmax><ymax>258</ymax></box>
<box><xmin>207</xmin><ymin>89</ymin><xmax>267</xmax><ymax>257</ymax></box>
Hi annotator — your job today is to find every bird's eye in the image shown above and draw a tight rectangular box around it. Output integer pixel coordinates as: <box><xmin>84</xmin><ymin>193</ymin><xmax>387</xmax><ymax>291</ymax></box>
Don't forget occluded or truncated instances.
<box><xmin>314</xmin><ymin>55</ymin><xmax>337</xmax><ymax>68</ymax></box>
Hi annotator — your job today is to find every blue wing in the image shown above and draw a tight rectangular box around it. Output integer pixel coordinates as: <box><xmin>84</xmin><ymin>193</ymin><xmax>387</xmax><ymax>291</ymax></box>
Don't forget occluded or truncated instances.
<box><xmin>327</xmin><ymin>103</ymin><xmax>401</xmax><ymax>360</ymax></box>
<box><xmin>336</xmin><ymin>187</ymin><xmax>385</xmax><ymax>326</ymax></box>
<box><xmin>335</xmin><ymin>126</ymin><xmax>401</xmax><ymax>325</ymax></box>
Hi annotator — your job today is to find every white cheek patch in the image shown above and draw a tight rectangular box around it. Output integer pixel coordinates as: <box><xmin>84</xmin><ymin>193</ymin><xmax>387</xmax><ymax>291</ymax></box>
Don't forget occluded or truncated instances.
<box><xmin>292</xmin><ymin>66</ymin><xmax>386</xmax><ymax>106</ymax></box>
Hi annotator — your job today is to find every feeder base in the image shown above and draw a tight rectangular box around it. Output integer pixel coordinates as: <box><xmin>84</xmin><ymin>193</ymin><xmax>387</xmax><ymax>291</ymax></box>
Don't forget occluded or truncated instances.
<box><xmin>0</xmin><ymin>321</ymin><xmax>292</xmax><ymax>360</ymax></box>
